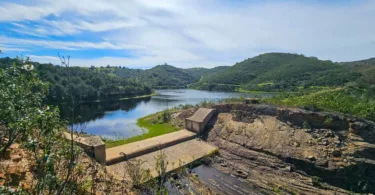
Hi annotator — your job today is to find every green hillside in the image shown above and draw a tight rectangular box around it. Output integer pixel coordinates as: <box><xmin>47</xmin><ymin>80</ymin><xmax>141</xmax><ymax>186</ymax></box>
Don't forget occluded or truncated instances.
<box><xmin>184</xmin><ymin>66</ymin><xmax>230</xmax><ymax>81</ymax></box>
<box><xmin>111</xmin><ymin>64</ymin><xmax>230</xmax><ymax>89</ymax></box>
<box><xmin>112</xmin><ymin>64</ymin><xmax>195</xmax><ymax>88</ymax></box>
<box><xmin>0</xmin><ymin>57</ymin><xmax>153</xmax><ymax>102</ymax></box>
<box><xmin>191</xmin><ymin>53</ymin><xmax>363</xmax><ymax>92</ymax></box>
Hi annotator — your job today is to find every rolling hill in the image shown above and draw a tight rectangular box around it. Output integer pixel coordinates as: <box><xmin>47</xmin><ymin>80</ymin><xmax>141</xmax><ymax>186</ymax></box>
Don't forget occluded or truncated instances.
<box><xmin>190</xmin><ymin>53</ymin><xmax>366</xmax><ymax>92</ymax></box>
<box><xmin>111</xmin><ymin>64</ymin><xmax>230</xmax><ymax>89</ymax></box>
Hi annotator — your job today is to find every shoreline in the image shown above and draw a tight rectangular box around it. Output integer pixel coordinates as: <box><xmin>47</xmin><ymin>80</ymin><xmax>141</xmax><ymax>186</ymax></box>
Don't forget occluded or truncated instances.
<box><xmin>87</xmin><ymin>92</ymin><xmax>158</xmax><ymax>103</ymax></box>
<box><xmin>104</xmin><ymin>111</ymin><xmax>178</xmax><ymax>148</ymax></box>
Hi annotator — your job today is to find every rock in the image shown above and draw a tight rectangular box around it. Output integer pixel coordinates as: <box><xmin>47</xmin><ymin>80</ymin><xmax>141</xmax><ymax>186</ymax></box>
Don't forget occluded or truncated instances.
<box><xmin>9</xmin><ymin>143</ymin><xmax>20</xmax><ymax>149</ymax></box>
<box><xmin>11</xmin><ymin>155</ymin><xmax>22</xmax><ymax>163</ymax></box>
<box><xmin>7</xmin><ymin>164</ymin><xmax>18</xmax><ymax>174</ymax></box>
<box><xmin>292</xmin><ymin>142</ymin><xmax>300</xmax><ymax>147</ymax></box>
<box><xmin>234</xmin><ymin>170</ymin><xmax>248</xmax><ymax>179</ymax></box>
<box><xmin>320</xmin><ymin>139</ymin><xmax>329</xmax><ymax>146</ymax></box>
<box><xmin>316</xmin><ymin>160</ymin><xmax>328</xmax><ymax>167</ymax></box>
<box><xmin>220</xmin><ymin>163</ymin><xmax>228</xmax><ymax>167</ymax></box>
<box><xmin>332</xmin><ymin>150</ymin><xmax>342</xmax><ymax>157</ymax></box>
<box><xmin>325</xmin><ymin>130</ymin><xmax>334</xmax><ymax>138</ymax></box>
<box><xmin>20</xmin><ymin>181</ymin><xmax>31</xmax><ymax>190</ymax></box>
<box><xmin>0</xmin><ymin>172</ymin><xmax>5</xmax><ymax>186</ymax></box>
<box><xmin>306</xmin><ymin>156</ymin><xmax>316</xmax><ymax>161</ymax></box>
<box><xmin>350</xmin><ymin>121</ymin><xmax>369</xmax><ymax>133</ymax></box>
<box><xmin>285</xmin><ymin>166</ymin><xmax>293</xmax><ymax>172</ymax></box>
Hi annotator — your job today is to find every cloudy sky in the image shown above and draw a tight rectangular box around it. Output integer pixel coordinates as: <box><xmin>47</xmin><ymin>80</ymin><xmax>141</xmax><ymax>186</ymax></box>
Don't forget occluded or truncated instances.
<box><xmin>0</xmin><ymin>0</ymin><xmax>374</xmax><ymax>68</ymax></box>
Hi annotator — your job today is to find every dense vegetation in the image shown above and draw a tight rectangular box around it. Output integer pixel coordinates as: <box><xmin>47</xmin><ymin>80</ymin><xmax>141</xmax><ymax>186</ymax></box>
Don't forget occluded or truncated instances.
<box><xmin>0</xmin><ymin>59</ymin><xmax>172</xmax><ymax>194</ymax></box>
<box><xmin>264</xmin><ymin>87</ymin><xmax>375</xmax><ymax>121</ymax></box>
<box><xmin>0</xmin><ymin>57</ymin><xmax>153</xmax><ymax>102</ymax></box>
<box><xmin>191</xmin><ymin>53</ymin><xmax>364</xmax><ymax>92</ymax></box>
<box><xmin>111</xmin><ymin>64</ymin><xmax>229</xmax><ymax>89</ymax></box>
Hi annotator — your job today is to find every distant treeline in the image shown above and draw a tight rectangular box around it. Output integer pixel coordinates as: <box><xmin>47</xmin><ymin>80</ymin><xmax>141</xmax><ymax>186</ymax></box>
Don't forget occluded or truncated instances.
<box><xmin>0</xmin><ymin>57</ymin><xmax>153</xmax><ymax>102</ymax></box>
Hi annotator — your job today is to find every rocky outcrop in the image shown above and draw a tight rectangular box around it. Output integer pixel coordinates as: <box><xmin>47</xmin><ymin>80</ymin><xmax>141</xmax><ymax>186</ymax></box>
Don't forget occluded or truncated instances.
<box><xmin>207</xmin><ymin>103</ymin><xmax>375</xmax><ymax>194</ymax></box>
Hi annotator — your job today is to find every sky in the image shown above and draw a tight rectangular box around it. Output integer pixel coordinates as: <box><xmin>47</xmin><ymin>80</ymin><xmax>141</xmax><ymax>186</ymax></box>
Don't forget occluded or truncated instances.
<box><xmin>0</xmin><ymin>0</ymin><xmax>374</xmax><ymax>68</ymax></box>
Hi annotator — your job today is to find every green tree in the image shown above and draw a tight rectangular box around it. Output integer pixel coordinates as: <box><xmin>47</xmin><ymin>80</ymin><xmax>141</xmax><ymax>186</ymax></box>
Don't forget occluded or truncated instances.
<box><xmin>0</xmin><ymin>62</ymin><xmax>54</xmax><ymax>154</ymax></box>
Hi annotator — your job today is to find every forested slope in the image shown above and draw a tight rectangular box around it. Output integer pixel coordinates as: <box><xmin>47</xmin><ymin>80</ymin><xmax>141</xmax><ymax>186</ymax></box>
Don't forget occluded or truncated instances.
<box><xmin>191</xmin><ymin>53</ymin><xmax>364</xmax><ymax>92</ymax></box>
<box><xmin>0</xmin><ymin>57</ymin><xmax>152</xmax><ymax>102</ymax></box>
<box><xmin>112</xmin><ymin>64</ymin><xmax>229</xmax><ymax>89</ymax></box>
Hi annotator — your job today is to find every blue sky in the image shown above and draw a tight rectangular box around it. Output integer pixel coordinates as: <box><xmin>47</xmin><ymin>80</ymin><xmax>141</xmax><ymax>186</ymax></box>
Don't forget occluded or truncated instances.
<box><xmin>0</xmin><ymin>0</ymin><xmax>374</xmax><ymax>68</ymax></box>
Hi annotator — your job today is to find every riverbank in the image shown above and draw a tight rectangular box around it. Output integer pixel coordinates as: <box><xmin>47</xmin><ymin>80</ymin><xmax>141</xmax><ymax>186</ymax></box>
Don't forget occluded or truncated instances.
<box><xmin>91</xmin><ymin>92</ymin><xmax>158</xmax><ymax>103</ymax></box>
<box><xmin>104</xmin><ymin>111</ymin><xmax>179</xmax><ymax>148</ymax></box>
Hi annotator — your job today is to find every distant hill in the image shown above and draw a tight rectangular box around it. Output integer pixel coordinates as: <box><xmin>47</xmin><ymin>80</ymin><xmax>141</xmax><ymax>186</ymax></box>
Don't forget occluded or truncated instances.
<box><xmin>2</xmin><ymin>53</ymin><xmax>374</xmax><ymax>92</ymax></box>
<box><xmin>111</xmin><ymin>64</ymin><xmax>229</xmax><ymax>89</ymax></box>
<box><xmin>191</xmin><ymin>53</ymin><xmax>365</xmax><ymax>92</ymax></box>
<box><xmin>341</xmin><ymin>58</ymin><xmax>375</xmax><ymax>85</ymax></box>
<box><xmin>184</xmin><ymin>66</ymin><xmax>230</xmax><ymax>82</ymax></box>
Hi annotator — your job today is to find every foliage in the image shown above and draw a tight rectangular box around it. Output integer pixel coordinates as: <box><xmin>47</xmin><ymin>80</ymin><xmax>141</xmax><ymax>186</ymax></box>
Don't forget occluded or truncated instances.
<box><xmin>112</xmin><ymin>63</ymin><xmax>229</xmax><ymax>89</ymax></box>
<box><xmin>0</xmin><ymin>57</ymin><xmax>153</xmax><ymax>103</ymax></box>
<box><xmin>114</xmin><ymin>64</ymin><xmax>197</xmax><ymax>89</ymax></box>
<box><xmin>184</xmin><ymin>66</ymin><xmax>230</xmax><ymax>82</ymax></box>
<box><xmin>0</xmin><ymin>61</ymin><xmax>58</xmax><ymax>154</ymax></box>
<box><xmin>125</xmin><ymin>159</ymin><xmax>152</xmax><ymax>188</ymax></box>
<box><xmin>191</xmin><ymin>53</ymin><xmax>364</xmax><ymax>92</ymax></box>
<box><xmin>154</xmin><ymin>110</ymin><xmax>172</xmax><ymax>124</ymax></box>
<box><xmin>0</xmin><ymin>60</ymin><xmax>80</xmax><ymax>194</ymax></box>
<box><xmin>0</xmin><ymin>58</ymin><xmax>130</xmax><ymax>194</ymax></box>
<box><xmin>154</xmin><ymin>151</ymin><xmax>169</xmax><ymax>194</ymax></box>
<box><xmin>200</xmin><ymin>100</ymin><xmax>216</xmax><ymax>108</ymax></box>
<box><xmin>264</xmin><ymin>87</ymin><xmax>375</xmax><ymax>121</ymax></box>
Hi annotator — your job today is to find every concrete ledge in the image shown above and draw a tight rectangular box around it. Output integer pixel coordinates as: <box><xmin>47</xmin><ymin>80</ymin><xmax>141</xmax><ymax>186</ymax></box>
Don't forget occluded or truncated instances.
<box><xmin>107</xmin><ymin>139</ymin><xmax>218</xmax><ymax>179</ymax></box>
<box><xmin>64</xmin><ymin>132</ymin><xmax>106</xmax><ymax>165</ymax></box>
<box><xmin>105</xmin><ymin>130</ymin><xmax>196</xmax><ymax>165</ymax></box>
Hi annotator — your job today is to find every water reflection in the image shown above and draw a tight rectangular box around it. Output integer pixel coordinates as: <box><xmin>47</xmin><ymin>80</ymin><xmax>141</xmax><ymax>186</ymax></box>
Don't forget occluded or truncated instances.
<box><xmin>59</xmin><ymin>89</ymin><xmax>274</xmax><ymax>139</ymax></box>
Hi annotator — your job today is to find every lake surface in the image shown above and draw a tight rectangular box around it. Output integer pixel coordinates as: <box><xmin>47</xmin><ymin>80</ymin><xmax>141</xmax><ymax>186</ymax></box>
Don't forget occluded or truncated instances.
<box><xmin>62</xmin><ymin>89</ymin><xmax>274</xmax><ymax>140</ymax></box>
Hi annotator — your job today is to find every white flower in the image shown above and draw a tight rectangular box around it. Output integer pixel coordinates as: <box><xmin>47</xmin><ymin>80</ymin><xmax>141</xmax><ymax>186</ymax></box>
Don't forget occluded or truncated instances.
<box><xmin>22</xmin><ymin>64</ymin><xmax>34</xmax><ymax>71</ymax></box>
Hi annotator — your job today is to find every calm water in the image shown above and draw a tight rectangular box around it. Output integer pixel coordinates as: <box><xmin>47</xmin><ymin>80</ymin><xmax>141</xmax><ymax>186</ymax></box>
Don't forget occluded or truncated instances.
<box><xmin>62</xmin><ymin>89</ymin><xmax>273</xmax><ymax>140</ymax></box>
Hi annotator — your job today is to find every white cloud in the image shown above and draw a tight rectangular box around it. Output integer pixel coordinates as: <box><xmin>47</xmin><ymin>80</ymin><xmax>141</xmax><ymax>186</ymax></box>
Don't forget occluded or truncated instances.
<box><xmin>0</xmin><ymin>36</ymin><xmax>144</xmax><ymax>51</ymax></box>
<box><xmin>1</xmin><ymin>0</ymin><xmax>375</xmax><ymax>68</ymax></box>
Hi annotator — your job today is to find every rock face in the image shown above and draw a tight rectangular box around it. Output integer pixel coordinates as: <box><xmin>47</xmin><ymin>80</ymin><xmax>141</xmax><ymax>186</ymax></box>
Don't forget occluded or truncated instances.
<box><xmin>206</xmin><ymin>103</ymin><xmax>375</xmax><ymax>194</ymax></box>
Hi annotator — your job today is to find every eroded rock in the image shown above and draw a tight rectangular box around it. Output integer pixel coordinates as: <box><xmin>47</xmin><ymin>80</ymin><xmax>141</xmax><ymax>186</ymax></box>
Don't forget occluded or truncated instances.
<box><xmin>207</xmin><ymin>103</ymin><xmax>375</xmax><ymax>194</ymax></box>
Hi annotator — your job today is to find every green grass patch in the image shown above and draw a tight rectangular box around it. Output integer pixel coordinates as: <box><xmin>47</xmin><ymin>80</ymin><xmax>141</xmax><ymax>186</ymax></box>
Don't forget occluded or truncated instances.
<box><xmin>264</xmin><ymin>88</ymin><xmax>375</xmax><ymax>120</ymax></box>
<box><xmin>104</xmin><ymin>111</ymin><xmax>179</xmax><ymax>148</ymax></box>
<box><xmin>257</xmin><ymin>82</ymin><xmax>274</xmax><ymax>87</ymax></box>
<box><xmin>235</xmin><ymin>88</ymin><xmax>282</xmax><ymax>93</ymax></box>
<box><xmin>90</xmin><ymin>92</ymin><xmax>157</xmax><ymax>103</ymax></box>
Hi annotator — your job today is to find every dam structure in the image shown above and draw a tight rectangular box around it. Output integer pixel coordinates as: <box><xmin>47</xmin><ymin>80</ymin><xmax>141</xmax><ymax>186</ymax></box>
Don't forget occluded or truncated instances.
<box><xmin>102</xmin><ymin>108</ymin><xmax>217</xmax><ymax>178</ymax></box>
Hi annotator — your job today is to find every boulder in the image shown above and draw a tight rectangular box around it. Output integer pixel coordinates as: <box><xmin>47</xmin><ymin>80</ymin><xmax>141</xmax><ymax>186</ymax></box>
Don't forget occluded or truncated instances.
<box><xmin>11</xmin><ymin>155</ymin><xmax>22</xmax><ymax>163</ymax></box>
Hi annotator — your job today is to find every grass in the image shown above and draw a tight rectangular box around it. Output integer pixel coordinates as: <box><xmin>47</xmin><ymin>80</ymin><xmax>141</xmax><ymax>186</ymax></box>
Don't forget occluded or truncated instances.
<box><xmin>90</xmin><ymin>92</ymin><xmax>158</xmax><ymax>103</ymax></box>
<box><xmin>235</xmin><ymin>88</ymin><xmax>282</xmax><ymax>93</ymax></box>
<box><xmin>264</xmin><ymin>87</ymin><xmax>375</xmax><ymax>120</ymax></box>
<box><xmin>104</xmin><ymin>111</ymin><xmax>179</xmax><ymax>148</ymax></box>
<box><xmin>257</xmin><ymin>82</ymin><xmax>274</xmax><ymax>87</ymax></box>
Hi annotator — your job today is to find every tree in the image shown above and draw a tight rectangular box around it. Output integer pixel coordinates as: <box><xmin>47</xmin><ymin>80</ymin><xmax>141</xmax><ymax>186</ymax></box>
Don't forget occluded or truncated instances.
<box><xmin>0</xmin><ymin>62</ymin><xmax>53</xmax><ymax>154</ymax></box>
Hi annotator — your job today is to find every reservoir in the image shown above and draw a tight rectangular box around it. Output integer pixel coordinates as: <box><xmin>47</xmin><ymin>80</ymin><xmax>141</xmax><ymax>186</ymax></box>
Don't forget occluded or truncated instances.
<box><xmin>60</xmin><ymin>89</ymin><xmax>273</xmax><ymax>139</ymax></box>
